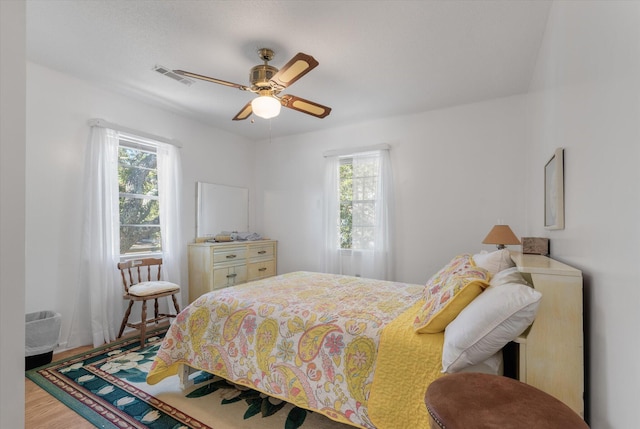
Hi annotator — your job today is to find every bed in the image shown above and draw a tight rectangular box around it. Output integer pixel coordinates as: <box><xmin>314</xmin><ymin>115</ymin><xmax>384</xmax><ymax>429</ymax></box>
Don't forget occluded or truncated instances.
<box><xmin>147</xmin><ymin>250</ymin><xmax>584</xmax><ymax>427</ymax></box>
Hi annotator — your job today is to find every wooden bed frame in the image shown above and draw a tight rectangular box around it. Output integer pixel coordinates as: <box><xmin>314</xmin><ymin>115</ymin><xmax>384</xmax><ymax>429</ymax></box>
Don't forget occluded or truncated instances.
<box><xmin>510</xmin><ymin>252</ymin><xmax>584</xmax><ymax>418</ymax></box>
<box><xmin>178</xmin><ymin>252</ymin><xmax>585</xmax><ymax>419</ymax></box>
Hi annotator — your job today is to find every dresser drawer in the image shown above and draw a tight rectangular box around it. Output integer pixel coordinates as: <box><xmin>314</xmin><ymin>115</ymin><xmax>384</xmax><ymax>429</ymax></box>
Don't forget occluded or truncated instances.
<box><xmin>248</xmin><ymin>243</ymin><xmax>275</xmax><ymax>259</ymax></box>
<box><xmin>212</xmin><ymin>265</ymin><xmax>247</xmax><ymax>289</ymax></box>
<box><xmin>212</xmin><ymin>246</ymin><xmax>246</xmax><ymax>264</ymax></box>
<box><xmin>248</xmin><ymin>260</ymin><xmax>276</xmax><ymax>280</ymax></box>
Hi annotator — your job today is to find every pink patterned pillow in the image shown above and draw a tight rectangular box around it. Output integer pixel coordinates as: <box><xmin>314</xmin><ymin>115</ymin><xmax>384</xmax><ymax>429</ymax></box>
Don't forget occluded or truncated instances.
<box><xmin>414</xmin><ymin>254</ymin><xmax>490</xmax><ymax>334</ymax></box>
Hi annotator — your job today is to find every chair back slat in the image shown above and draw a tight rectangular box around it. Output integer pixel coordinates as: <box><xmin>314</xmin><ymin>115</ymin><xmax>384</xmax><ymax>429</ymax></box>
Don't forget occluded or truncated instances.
<box><xmin>116</xmin><ymin>258</ymin><xmax>164</xmax><ymax>294</ymax></box>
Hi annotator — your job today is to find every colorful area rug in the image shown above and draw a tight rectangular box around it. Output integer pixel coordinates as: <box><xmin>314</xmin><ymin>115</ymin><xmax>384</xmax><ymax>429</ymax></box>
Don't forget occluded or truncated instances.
<box><xmin>26</xmin><ymin>327</ymin><xmax>352</xmax><ymax>429</ymax></box>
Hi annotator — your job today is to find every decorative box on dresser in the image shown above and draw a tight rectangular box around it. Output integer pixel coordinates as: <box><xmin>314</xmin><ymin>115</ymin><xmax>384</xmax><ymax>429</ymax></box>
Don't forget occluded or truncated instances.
<box><xmin>510</xmin><ymin>252</ymin><xmax>584</xmax><ymax>418</ymax></box>
<box><xmin>188</xmin><ymin>240</ymin><xmax>277</xmax><ymax>303</ymax></box>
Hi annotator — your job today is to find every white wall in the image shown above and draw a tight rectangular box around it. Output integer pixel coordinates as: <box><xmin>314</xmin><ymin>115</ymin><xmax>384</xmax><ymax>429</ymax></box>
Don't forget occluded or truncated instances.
<box><xmin>26</xmin><ymin>62</ymin><xmax>256</xmax><ymax>348</ymax></box>
<box><xmin>0</xmin><ymin>1</ymin><xmax>26</xmax><ymax>427</ymax></box>
<box><xmin>525</xmin><ymin>2</ymin><xmax>640</xmax><ymax>427</ymax></box>
<box><xmin>254</xmin><ymin>95</ymin><xmax>529</xmax><ymax>285</ymax></box>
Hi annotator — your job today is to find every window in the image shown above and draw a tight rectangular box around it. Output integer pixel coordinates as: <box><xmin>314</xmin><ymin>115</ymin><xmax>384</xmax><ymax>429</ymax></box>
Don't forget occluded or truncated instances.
<box><xmin>118</xmin><ymin>137</ymin><xmax>161</xmax><ymax>256</ymax></box>
<box><xmin>73</xmin><ymin>123</ymin><xmax>182</xmax><ymax>347</ymax></box>
<box><xmin>339</xmin><ymin>155</ymin><xmax>380</xmax><ymax>250</ymax></box>
<box><xmin>325</xmin><ymin>148</ymin><xmax>393</xmax><ymax>280</ymax></box>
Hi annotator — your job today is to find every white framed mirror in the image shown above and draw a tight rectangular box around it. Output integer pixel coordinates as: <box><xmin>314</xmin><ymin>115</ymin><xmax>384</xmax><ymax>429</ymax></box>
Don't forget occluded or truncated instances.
<box><xmin>196</xmin><ymin>182</ymin><xmax>249</xmax><ymax>238</ymax></box>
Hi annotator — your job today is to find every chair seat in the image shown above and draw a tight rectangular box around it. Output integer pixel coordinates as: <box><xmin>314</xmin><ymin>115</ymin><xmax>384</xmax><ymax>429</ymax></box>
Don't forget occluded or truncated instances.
<box><xmin>128</xmin><ymin>281</ymin><xmax>180</xmax><ymax>297</ymax></box>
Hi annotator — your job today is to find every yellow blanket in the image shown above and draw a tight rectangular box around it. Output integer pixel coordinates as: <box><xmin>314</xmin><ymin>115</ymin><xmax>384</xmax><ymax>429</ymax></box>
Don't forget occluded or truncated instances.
<box><xmin>148</xmin><ymin>301</ymin><xmax>445</xmax><ymax>429</ymax></box>
<box><xmin>368</xmin><ymin>301</ymin><xmax>444</xmax><ymax>429</ymax></box>
<box><xmin>147</xmin><ymin>272</ymin><xmax>430</xmax><ymax>428</ymax></box>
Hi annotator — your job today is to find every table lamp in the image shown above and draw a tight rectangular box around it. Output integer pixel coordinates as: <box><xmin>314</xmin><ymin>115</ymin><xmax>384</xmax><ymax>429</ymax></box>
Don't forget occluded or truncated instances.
<box><xmin>482</xmin><ymin>225</ymin><xmax>521</xmax><ymax>249</ymax></box>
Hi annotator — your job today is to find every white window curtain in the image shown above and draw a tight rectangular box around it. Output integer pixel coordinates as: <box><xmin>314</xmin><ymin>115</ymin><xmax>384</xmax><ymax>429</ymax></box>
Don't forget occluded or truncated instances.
<box><xmin>67</xmin><ymin>126</ymin><xmax>122</xmax><ymax>348</ymax></box>
<box><xmin>157</xmin><ymin>143</ymin><xmax>183</xmax><ymax>289</ymax></box>
<box><xmin>323</xmin><ymin>149</ymin><xmax>394</xmax><ymax>280</ymax></box>
<box><xmin>66</xmin><ymin>126</ymin><xmax>183</xmax><ymax>349</ymax></box>
<box><xmin>324</xmin><ymin>155</ymin><xmax>341</xmax><ymax>274</ymax></box>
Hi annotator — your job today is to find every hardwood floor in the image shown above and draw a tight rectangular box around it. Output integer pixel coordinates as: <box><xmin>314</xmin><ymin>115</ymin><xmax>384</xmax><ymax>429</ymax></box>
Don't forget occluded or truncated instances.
<box><xmin>25</xmin><ymin>345</ymin><xmax>95</xmax><ymax>429</ymax></box>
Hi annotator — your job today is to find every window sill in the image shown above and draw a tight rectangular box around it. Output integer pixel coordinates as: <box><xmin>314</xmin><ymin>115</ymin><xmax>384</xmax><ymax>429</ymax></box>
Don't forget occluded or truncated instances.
<box><xmin>120</xmin><ymin>252</ymin><xmax>163</xmax><ymax>262</ymax></box>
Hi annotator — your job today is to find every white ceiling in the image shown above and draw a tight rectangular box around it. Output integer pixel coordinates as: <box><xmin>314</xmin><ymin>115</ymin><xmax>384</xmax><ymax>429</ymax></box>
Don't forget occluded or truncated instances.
<box><xmin>26</xmin><ymin>0</ymin><xmax>552</xmax><ymax>141</ymax></box>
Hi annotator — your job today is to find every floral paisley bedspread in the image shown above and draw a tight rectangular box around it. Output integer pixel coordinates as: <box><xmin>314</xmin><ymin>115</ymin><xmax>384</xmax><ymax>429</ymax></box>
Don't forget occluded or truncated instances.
<box><xmin>147</xmin><ymin>271</ymin><xmax>426</xmax><ymax>428</ymax></box>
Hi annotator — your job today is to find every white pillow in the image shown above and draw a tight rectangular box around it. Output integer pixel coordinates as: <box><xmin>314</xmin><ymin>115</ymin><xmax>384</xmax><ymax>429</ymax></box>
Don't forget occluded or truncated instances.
<box><xmin>442</xmin><ymin>282</ymin><xmax>542</xmax><ymax>373</ymax></box>
<box><xmin>490</xmin><ymin>267</ymin><xmax>531</xmax><ymax>287</ymax></box>
<box><xmin>472</xmin><ymin>249</ymin><xmax>515</xmax><ymax>275</ymax></box>
<box><xmin>457</xmin><ymin>350</ymin><xmax>503</xmax><ymax>375</ymax></box>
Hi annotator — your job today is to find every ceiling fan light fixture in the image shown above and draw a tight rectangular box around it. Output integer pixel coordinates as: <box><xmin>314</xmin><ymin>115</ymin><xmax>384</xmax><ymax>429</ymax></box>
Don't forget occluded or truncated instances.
<box><xmin>251</xmin><ymin>95</ymin><xmax>281</xmax><ymax>119</ymax></box>
<box><xmin>176</xmin><ymin>49</ymin><xmax>330</xmax><ymax>121</ymax></box>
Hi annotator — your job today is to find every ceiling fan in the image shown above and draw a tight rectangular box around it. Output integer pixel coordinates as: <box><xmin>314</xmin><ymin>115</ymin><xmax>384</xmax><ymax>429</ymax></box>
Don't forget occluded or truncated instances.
<box><xmin>174</xmin><ymin>48</ymin><xmax>331</xmax><ymax>121</ymax></box>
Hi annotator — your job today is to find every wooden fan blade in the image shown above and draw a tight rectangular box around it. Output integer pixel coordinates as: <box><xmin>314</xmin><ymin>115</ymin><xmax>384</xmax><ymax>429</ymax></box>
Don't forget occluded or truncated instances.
<box><xmin>280</xmin><ymin>94</ymin><xmax>331</xmax><ymax>118</ymax></box>
<box><xmin>232</xmin><ymin>101</ymin><xmax>253</xmax><ymax>121</ymax></box>
<box><xmin>174</xmin><ymin>70</ymin><xmax>250</xmax><ymax>91</ymax></box>
<box><xmin>270</xmin><ymin>53</ymin><xmax>319</xmax><ymax>89</ymax></box>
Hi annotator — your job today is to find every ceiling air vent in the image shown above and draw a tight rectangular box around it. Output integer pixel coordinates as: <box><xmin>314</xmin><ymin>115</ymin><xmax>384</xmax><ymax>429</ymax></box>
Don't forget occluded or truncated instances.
<box><xmin>153</xmin><ymin>64</ymin><xmax>194</xmax><ymax>86</ymax></box>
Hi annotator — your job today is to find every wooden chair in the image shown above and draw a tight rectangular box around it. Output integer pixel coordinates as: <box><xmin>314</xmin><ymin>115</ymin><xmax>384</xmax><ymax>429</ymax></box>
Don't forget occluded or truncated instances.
<box><xmin>117</xmin><ymin>258</ymin><xmax>181</xmax><ymax>346</ymax></box>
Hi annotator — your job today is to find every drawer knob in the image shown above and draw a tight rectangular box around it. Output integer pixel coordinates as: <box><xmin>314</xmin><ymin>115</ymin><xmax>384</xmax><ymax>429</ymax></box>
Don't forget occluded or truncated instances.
<box><xmin>258</xmin><ymin>250</ymin><xmax>267</xmax><ymax>254</ymax></box>
<box><xmin>226</xmin><ymin>254</ymin><xmax>237</xmax><ymax>259</ymax></box>
<box><xmin>227</xmin><ymin>273</ymin><xmax>237</xmax><ymax>278</ymax></box>
<box><xmin>258</xmin><ymin>267</ymin><xmax>267</xmax><ymax>272</ymax></box>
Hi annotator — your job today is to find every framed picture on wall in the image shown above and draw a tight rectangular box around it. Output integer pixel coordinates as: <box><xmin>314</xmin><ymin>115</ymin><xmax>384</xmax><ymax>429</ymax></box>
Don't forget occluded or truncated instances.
<box><xmin>544</xmin><ymin>148</ymin><xmax>564</xmax><ymax>230</ymax></box>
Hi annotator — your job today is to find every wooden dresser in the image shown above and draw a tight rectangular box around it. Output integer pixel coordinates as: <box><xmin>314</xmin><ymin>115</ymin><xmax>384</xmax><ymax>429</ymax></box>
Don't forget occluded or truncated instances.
<box><xmin>187</xmin><ymin>240</ymin><xmax>277</xmax><ymax>303</ymax></box>
<box><xmin>510</xmin><ymin>252</ymin><xmax>584</xmax><ymax>418</ymax></box>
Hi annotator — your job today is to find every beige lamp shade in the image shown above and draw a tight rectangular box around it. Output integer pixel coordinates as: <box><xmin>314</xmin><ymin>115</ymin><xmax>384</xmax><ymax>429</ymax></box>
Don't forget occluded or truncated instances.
<box><xmin>482</xmin><ymin>225</ymin><xmax>521</xmax><ymax>249</ymax></box>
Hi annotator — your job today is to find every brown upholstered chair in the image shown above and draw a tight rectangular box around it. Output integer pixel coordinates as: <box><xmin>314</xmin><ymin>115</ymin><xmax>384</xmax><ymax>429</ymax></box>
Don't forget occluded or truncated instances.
<box><xmin>425</xmin><ymin>373</ymin><xmax>589</xmax><ymax>429</ymax></box>
<box><xmin>117</xmin><ymin>258</ymin><xmax>181</xmax><ymax>346</ymax></box>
